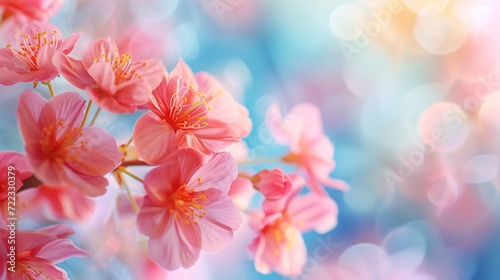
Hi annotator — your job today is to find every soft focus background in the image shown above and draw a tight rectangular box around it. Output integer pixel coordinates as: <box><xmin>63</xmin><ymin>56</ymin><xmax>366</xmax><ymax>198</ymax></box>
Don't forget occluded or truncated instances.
<box><xmin>1</xmin><ymin>0</ymin><xmax>500</xmax><ymax>279</ymax></box>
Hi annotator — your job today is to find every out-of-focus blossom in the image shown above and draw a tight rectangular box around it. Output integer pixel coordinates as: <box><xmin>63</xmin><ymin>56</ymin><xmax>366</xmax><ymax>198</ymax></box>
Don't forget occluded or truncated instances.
<box><xmin>0</xmin><ymin>21</ymin><xmax>81</xmax><ymax>85</ymax></box>
<box><xmin>0</xmin><ymin>151</ymin><xmax>31</xmax><ymax>222</ymax></box>
<box><xmin>266</xmin><ymin>102</ymin><xmax>348</xmax><ymax>195</ymax></box>
<box><xmin>16</xmin><ymin>90</ymin><xmax>122</xmax><ymax>196</ymax></box>
<box><xmin>54</xmin><ymin>38</ymin><xmax>163</xmax><ymax>113</ymax></box>
<box><xmin>133</xmin><ymin>60</ymin><xmax>251</xmax><ymax>165</ymax></box>
<box><xmin>0</xmin><ymin>0</ymin><xmax>62</xmax><ymax>23</ymax></box>
<box><xmin>34</xmin><ymin>184</ymin><xmax>95</xmax><ymax>221</ymax></box>
<box><xmin>81</xmin><ymin>191</ymin><xmax>168</xmax><ymax>280</ymax></box>
<box><xmin>248</xmin><ymin>174</ymin><xmax>339</xmax><ymax>277</ymax></box>
<box><xmin>137</xmin><ymin>149</ymin><xmax>241</xmax><ymax>270</ymax></box>
<box><xmin>252</xmin><ymin>168</ymin><xmax>292</xmax><ymax>200</ymax></box>
<box><xmin>334</xmin><ymin>243</ymin><xmax>436</xmax><ymax>280</ymax></box>
<box><xmin>223</xmin><ymin>141</ymin><xmax>249</xmax><ymax>164</ymax></box>
<box><xmin>228</xmin><ymin>174</ymin><xmax>254</xmax><ymax>211</ymax></box>
<box><xmin>0</xmin><ymin>224</ymin><xmax>89</xmax><ymax>279</ymax></box>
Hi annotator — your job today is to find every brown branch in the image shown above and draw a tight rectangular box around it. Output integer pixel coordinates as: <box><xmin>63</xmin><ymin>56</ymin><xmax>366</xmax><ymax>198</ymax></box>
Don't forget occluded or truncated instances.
<box><xmin>120</xmin><ymin>159</ymin><xmax>149</xmax><ymax>167</ymax></box>
<box><xmin>18</xmin><ymin>175</ymin><xmax>43</xmax><ymax>193</ymax></box>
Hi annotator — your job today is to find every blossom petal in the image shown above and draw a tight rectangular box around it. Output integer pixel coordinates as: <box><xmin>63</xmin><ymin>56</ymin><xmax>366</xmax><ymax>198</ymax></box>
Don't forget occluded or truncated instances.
<box><xmin>85</xmin><ymin>86</ymin><xmax>135</xmax><ymax>113</ymax></box>
<box><xmin>53</xmin><ymin>52</ymin><xmax>95</xmax><ymax>89</ymax></box>
<box><xmin>38</xmin><ymin>185</ymin><xmax>95</xmax><ymax>221</ymax></box>
<box><xmin>115</xmin><ymin>79</ymin><xmax>150</xmax><ymax>106</ymax></box>
<box><xmin>16</xmin><ymin>90</ymin><xmax>46</xmax><ymax>145</ymax></box>
<box><xmin>61</xmin><ymin>167</ymin><xmax>109</xmax><ymax>197</ymax></box>
<box><xmin>32</xmin><ymin>44</ymin><xmax>58</xmax><ymax>81</ymax></box>
<box><xmin>86</xmin><ymin>61</ymin><xmax>116</xmax><ymax>93</ymax></box>
<box><xmin>147</xmin><ymin>219</ymin><xmax>201</xmax><ymax>270</ymax></box>
<box><xmin>134</xmin><ymin>58</ymin><xmax>164</xmax><ymax>89</ymax></box>
<box><xmin>59</xmin><ymin>32</ymin><xmax>83</xmax><ymax>54</ymax></box>
<box><xmin>137</xmin><ymin>197</ymin><xmax>171</xmax><ymax>238</ymax></box>
<box><xmin>37</xmin><ymin>224</ymin><xmax>75</xmax><ymax>239</ymax></box>
<box><xmin>81</xmin><ymin>38</ymin><xmax>118</xmax><ymax>69</ymax></box>
<box><xmin>143</xmin><ymin>164</ymin><xmax>181</xmax><ymax>205</ymax></box>
<box><xmin>40</xmin><ymin>91</ymin><xmax>85</xmax><ymax>130</ymax></box>
<box><xmin>67</xmin><ymin>126</ymin><xmax>122</xmax><ymax>176</ymax></box>
<box><xmin>194</xmin><ymin>195</ymin><xmax>242</xmax><ymax>251</ymax></box>
<box><xmin>288</xmin><ymin>193</ymin><xmax>339</xmax><ymax>234</ymax></box>
<box><xmin>37</xmin><ymin>239</ymin><xmax>90</xmax><ymax>263</ymax></box>
<box><xmin>190</xmin><ymin>119</ymin><xmax>240</xmax><ymax>152</ymax></box>
<box><xmin>188</xmin><ymin>152</ymin><xmax>237</xmax><ymax>193</ymax></box>
<box><xmin>18</xmin><ymin>258</ymin><xmax>69</xmax><ymax>280</ymax></box>
<box><xmin>133</xmin><ymin>112</ymin><xmax>178</xmax><ymax>165</ymax></box>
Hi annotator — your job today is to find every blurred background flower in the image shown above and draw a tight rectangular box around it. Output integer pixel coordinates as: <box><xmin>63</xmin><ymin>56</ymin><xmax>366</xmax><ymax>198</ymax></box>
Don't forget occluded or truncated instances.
<box><xmin>1</xmin><ymin>0</ymin><xmax>500</xmax><ymax>279</ymax></box>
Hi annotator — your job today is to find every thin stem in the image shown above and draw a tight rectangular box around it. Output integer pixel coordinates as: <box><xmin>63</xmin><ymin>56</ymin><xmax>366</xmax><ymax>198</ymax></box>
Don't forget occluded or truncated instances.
<box><xmin>89</xmin><ymin>107</ymin><xmax>101</xmax><ymax>126</ymax></box>
<box><xmin>238</xmin><ymin>172</ymin><xmax>254</xmax><ymax>180</ymax></box>
<box><xmin>43</xmin><ymin>81</ymin><xmax>55</xmax><ymax>98</ymax></box>
<box><xmin>124</xmin><ymin>136</ymin><xmax>134</xmax><ymax>150</ymax></box>
<box><xmin>238</xmin><ymin>157</ymin><xmax>281</xmax><ymax>166</ymax></box>
<box><xmin>122</xmin><ymin>180</ymin><xmax>139</xmax><ymax>214</ymax></box>
<box><xmin>119</xmin><ymin>167</ymin><xmax>144</xmax><ymax>183</ymax></box>
<box><xmin>80</xmin><ymin>100</ymin><xmax>93</xmax><ymax>128</ymax></box>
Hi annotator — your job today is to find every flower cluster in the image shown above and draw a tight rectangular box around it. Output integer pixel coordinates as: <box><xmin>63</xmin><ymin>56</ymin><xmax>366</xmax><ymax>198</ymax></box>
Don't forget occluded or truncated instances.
<box><xmin>0</xmin><ymin>11</ymin><xmax>346</xmax><ymax>280</ymax></box>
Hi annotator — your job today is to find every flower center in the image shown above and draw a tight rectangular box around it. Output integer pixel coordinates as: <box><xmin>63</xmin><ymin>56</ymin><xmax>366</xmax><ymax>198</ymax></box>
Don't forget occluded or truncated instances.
<box><xmin>169</xmin><ymin>182</ymin><xmax>207</xmax><ymax>226</ymax></box>
<box><xmin>6</xmin><ymin>30</ymin><xmax>59</xmax><ymax>71</ymax></box>
<box><xmin>168</xmin><ymin>88</ymin><xmax>210</xmax><ymax>130</ymax></box>
<box><xmin>39</xmin><ymin>119</ymin><xmax>84</xmax><ymax>163</ymax></box>
<box><xmin>17</xmin><ymin>259</ymin><xmax>52</xmax><ymax>280</ymax></box>
<box><xmin>281</xmin><ymin>153</ymin><xmax>302</xmax><ymax>164</ymax></box>
<box><xmin>263</xmin><ymin>214</ymin><xmax>296</xmax><ymax>255</ymax></box>
<box><xmin>93</xmin><ymin>50</ymin><xmax>148</xmax><ymax>84</ymax></box>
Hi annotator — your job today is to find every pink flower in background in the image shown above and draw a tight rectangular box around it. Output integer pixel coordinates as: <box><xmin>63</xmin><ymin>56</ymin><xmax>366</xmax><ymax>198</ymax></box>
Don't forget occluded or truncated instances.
<box><xmin>0</xmin><ymin>0</ymin><xmax>62</xmax><ymax>23</ymax></box>
<box><xmin>0</xmin><ymin>224</ymin><xmax>89</xmax><ymax>279</ymax></box>
<box><xmin>55</xmin><ymin>37</ymin><xmax>163</xmax><ymax>113</ymax></box>
<box><xmin>0</xmin><ymin>21</ymin><xmax>81</xmax><ymax>85</ymax></box>
<box><xmin>0</xmin><ymin>151</ymin><xmax>32</xmax><ymax>222</ymax></box>
<box><xmin>252</xmin><ymin>168</ymin><xmax>292</xmax><ymax>200</ymax></box>
<box><xmin>16</xmin><ymin>90</ymin><xmax>122</xmax><ymax>196</ymax></box>
<box><xmin>228</xmin><ymin>174</ymin><xmax>254</xmax><ymax>211</ymax></box>
<box><xmin>267</xmin><ymin>103</ymin><xmax>349</xmax><ymax>195</ymax></box>
<box><xmin>30</xmin><ymin>184</ymin><xmax>95</xmax><ymax>221</ymax></box>
<box><xmin>133</xmin><ymin>60</ymin><xmax>250</xmax><ymax>165</ymax></box>
<box><xmin>248</xmin><ymin>174</ymin><xmax>339</xmax><ymax>277</ymax></box>
<box><xmin>333</xmin><ymin>243</ymin><xmax>436</xmax><ymax>280</ymax></box>
<box><xmin>137</xmin><ymin>149</ymin><xmax>241</xmax><ymax>270</ymax></box>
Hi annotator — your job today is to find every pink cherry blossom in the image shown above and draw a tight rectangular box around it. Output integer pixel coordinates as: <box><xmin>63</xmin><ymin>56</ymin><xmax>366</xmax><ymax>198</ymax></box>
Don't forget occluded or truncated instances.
<box><xmin>248</xmin><ymin>174</ymin><xmax>339</xmax><ymax>277</ymax></box>
<box><xmin>0</xmin><ymin>224</ymin><xmax>89</xmax><ymax>279</ymax></box>
<box><xmin>335</xmin><ymin>243</ymin><xmax>436</xmax><ymax>280</ymax></box>
<box><xmin>252</xmin><ymin>168</ymin><xmax>292</xmax><ymax>200</ymax></box>
<box><xmin>28</xmin><ymin>184</ymin><xmax>95</xmax><ymax>221</ymax></box>
<box><xmin>137</xmin><ymin>149</ymin><xmax>242</xmax><ymax>270</ymax></box>
<box><xmin>16</xmin><ymin>90</ymin><xmax>122</xmax><ymax>196</ymax></box>
<box><xmin>133</xmin><ymin>60</ymin><xmax>251</xmax><ymax>165</ymax></box>
<box><xmin>0</xmin><ymin>151</ymin><xmax>32</xmax><ymax>223</ymax></box>
<box><xmin>228</xmin><ymin>174</ymin><xmax>254</xmax><ymax>211</ymax></box>
<box><xmin>267</xmin><ymin>102</ymin><xmax>349</xmax><ymax>195</ymax></box>
<box><xmin>0</xmin><ymin>21</ymin><xmax>81</xmax><ymax>85</ymax></box>
<box><xmin>54</xmin><ymin>37</ymin><xmax>163</xmax><ymax>113</ymax></box>
<box><xmin>0</xmin><ymin>0</ymin><xmax>62</xmax><ymax>23</ymax></box>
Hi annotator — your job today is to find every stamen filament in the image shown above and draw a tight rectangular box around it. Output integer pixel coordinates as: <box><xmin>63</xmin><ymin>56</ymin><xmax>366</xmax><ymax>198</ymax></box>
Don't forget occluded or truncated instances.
<box><xmin>237</xmin><ymin>173</ymin><xmax>254</xmax><ymax>180</ymax></box>
<box><xmin>122</xmin><ymin>180</ymin><xmax>139</xmax><ymax>214</ymax></box>
<box><xmin>90</xmin><ymin>107</ymin><xmax>101</xmax><ymax>126</ymax></box>
<box><xmin>124</xmin><ymin>136</ymin><xmax>134</xmax><ymax>150</ymax></box>
<box><xmin>43</xmin><ymin>81</ymin><xmax>55</xmax><ymax>98</ymax></box>
<box><xmin>119</xmin><ymin>167</ymin><xmax>144</xmax><ymax>183</ymax></box>
<box><xmin>80</xmin><ymin>100</ymin><xmax>92</xmax><ymax>128</ymax></box>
